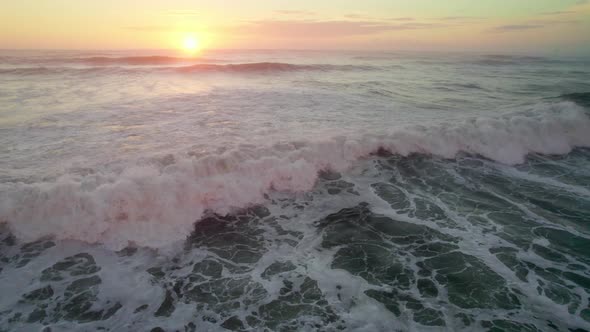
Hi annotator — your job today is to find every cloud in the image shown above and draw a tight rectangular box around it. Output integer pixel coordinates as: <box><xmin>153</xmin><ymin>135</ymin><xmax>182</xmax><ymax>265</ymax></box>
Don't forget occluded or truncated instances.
<box><xmin>401</xmin><ymin>22</ymin><xmax>451</xmax><ymax>29</ymax></box>
<box><xmin>438</xmin><ymin>16</ymin><xmax>484</xmax><ymax>21</ymax></box>
<box><xmin>541</xmin><ymin>10</ymin><xmax>574</xmax><ymax>15</ymax></box>
<box><xmin>528</xmin><ymin>18</ymin><xmax>579</xmax><ymax>25</ymax></box>
<box><xmin>345</xmin><ymin>14</ymin><xmax>417</xmax><ymax>22</ymax></box>
<box><xmin>540</xmin><ymin>0</ymin><xmax>589</xmax><ymax>16</ymax></box>
<box><xmin>344</xmin><ymin>14</ymin><xmax>370</xmax><ymax>19</ymax></box>
<box><xmin>490</xmin><ymin>24</ymin><xmax>544</xmax><ymax>32</ymax></box>
<box><xmin>488</xmin><ymin>18</ymin><xmax>578</xmax><ymax>33</ymax></box>
<box><xmin>275</xmin><ymin>10</ymin><xmax>314</xmax><ymax>16</ymax></box>
<box><xmin>228</xmin><ymin>20</ymin><xmax>449</xmax><ymax>38</ymax></box>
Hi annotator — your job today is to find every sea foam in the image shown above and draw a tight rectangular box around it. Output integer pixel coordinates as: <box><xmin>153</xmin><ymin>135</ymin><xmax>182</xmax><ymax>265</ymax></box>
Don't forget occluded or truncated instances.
<box><xmin>1</xmin><ymin>101</ymin><xmax>589</xmax><ymax>249</ymax></box>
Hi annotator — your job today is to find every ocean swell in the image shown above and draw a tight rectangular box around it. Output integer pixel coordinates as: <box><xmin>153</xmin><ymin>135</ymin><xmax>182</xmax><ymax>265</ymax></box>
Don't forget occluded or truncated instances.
<box><xmin>174</xmin><ymin>62</ymin><xmax>367</xmax><ymax>73</ymax></box>
<box><xmin>77</xmin><ymin>55</ymin><xmax>222</xmax><ymax>65</ymax></box>
<box><xmin>0</xmin><ymin>62</ymin><xmax>372</xmax><ymax>76</ymax></box>
<box><xmin>1</xmin><ymin>101</ymin><xmax>589</xmax><ymax>249</ymax></box>
<box><xmin>560</xmin><ymin>92</ymin><xmax>590</xmax><ymax>107</ymax></box>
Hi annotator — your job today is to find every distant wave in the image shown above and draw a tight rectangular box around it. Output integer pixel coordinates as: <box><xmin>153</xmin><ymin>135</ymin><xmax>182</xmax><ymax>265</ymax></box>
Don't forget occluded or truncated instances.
<box><xmin>1</xmin><ymin>101</ymin><xmax>589</xmax><ymax>249</ymax></box>
<box><xmin>560</xmin><ymin>92</ymin><xmax>590</xmax><ymax>107</ymax></box>
<box><xmin>472</xmin><ymin>54</ymin><xmax>565</xmax><ymax>66</ymax></box>
<box><xmin>452</xmin><ymin>83</ymin><xmax>484</xmax><ymax>90</ymax></box>
<box><xmin>351</xmin><ymin>54</ymin><xmax>400</xmax><ymax>61</ymax></box>
<box><xmin>0</xmin><ymin>67</ymin><xmax>57</xmax><ymax>75</ymax></box>
<box><xmin>76</xmin><ymin>55</ymin><xmax>223</xmax><ymax>65</ymax></box>
<box><xmin>433</xmin><ymin>82</ymin><xmax>485</xmax><ymax>92</ymax></box>
<box><xmin>175</xmin><ymin>62</ymin><xmax>372</xmax><ymax>73</ymax></box>
<box><xmin>0</xmin><ymin>62</ymin><xmax>374</xmax><ymax>75</ymax></box>
<box><xmin>0</xmin><ymin>55</ymin><xmax>223</xmax><ymax>66</ymax></box>
<box><xmin>0</xmin><ymin>66</ymin><xmax>131</xmax><ymax>76</ymax></box>
<box><xmin>482</xmin><ymin>54</ymin><xmax>547</xmax><ymax>61</ymax></box>
<box><xmin>177</xmin><ymin>62</ymin><xmax>316</xmax><ymax>72</ymax></box>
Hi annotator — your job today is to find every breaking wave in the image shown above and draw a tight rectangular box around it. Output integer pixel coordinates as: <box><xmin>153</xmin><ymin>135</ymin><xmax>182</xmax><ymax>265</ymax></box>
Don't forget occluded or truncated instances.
<box><xmin>1</xmin><ymin>101</ymin><xmax>589</xmax><ymax>250</ymax></box>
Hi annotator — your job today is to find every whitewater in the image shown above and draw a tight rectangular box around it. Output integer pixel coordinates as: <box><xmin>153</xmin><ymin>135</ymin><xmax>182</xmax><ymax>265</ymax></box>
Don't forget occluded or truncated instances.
<box><xmin>0</xmin><ymin>50</ymin><xmax>589</xmax><ymax>331</ymax></box>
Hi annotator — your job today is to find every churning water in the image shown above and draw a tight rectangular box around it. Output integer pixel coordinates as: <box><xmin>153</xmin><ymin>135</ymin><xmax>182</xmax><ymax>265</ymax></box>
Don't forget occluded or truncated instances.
<box><xmin>0</xmin><ymin>50</ymin><xmax>589</xmax><ymax>331</ymax></box>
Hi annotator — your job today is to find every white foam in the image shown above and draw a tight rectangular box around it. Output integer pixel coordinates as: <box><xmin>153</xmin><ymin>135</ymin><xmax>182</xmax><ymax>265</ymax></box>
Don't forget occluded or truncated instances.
<box><xmin>1</xmin><ymin>102</ymin><xmax>589</xmax><ymax>249</ymax></box>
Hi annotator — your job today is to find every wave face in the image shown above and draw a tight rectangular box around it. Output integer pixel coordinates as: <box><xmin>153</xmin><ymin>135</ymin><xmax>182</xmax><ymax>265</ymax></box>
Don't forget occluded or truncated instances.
<box><xmin>1</xmin><ymin>50</ymin><xmax>590</xmax><ymax>331</ymax></box>
<box><xmin>560</xmin><ymin>92</ymin><xmax>590</xmax><ymax>107</ymax></box>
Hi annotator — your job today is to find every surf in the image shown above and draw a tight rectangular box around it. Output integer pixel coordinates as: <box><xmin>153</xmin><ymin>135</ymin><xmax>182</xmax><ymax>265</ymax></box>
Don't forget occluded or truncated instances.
<box><xmin>1</xmin><ymin>100</ymin><xmax>588</xmax><ymax>249</ymax></box>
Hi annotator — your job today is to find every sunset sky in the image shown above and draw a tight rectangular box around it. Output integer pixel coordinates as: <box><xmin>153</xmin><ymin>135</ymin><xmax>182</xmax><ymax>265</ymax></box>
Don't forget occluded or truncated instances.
<box><xmin>2</xmin><ymin>0</ymin><xmax>590</xmax><ymax>55</ymax></box>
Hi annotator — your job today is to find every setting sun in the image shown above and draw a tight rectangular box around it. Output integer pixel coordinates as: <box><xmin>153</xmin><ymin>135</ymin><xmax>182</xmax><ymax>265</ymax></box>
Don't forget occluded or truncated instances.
<box><xmin>182</xmin><ymin>36</ymin><xmax>200</xmax><ymax>53</ymax></box>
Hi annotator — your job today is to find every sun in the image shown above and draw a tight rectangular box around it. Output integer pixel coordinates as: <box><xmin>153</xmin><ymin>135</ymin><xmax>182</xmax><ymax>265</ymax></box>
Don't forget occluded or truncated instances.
<box><xmin>182</xmin><ymin>36</ymin><xmax>200</xmax><ymax>54</ymax></box>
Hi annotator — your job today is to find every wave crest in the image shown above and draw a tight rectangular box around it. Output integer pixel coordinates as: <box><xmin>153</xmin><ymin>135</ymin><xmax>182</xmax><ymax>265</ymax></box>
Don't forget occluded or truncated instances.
<box><xmin>1</xmin><ymin>102</ymin><xmax>589</xmax><ymax>249</ymax></box>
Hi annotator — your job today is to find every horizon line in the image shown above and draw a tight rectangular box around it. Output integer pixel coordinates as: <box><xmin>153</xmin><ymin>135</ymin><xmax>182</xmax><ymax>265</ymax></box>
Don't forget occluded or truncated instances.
<box><xmin>1</xmin><ymin>47</ymin><xmax>588</xmax><ymax>57</ymax></box>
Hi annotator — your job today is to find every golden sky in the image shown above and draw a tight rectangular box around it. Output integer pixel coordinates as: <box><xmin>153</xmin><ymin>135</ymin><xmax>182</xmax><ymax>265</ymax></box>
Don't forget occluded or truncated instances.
<box><xmin>1</xmin><ymin>0</ymin><xmax>589</xmax><ymax>55</ymax></box>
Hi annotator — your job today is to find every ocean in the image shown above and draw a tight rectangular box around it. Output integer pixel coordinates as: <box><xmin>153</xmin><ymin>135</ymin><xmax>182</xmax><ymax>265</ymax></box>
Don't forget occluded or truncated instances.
<box><xmin>0</xmin><ymin>50</ymin><xmax>589</xmax><ymax>331</ymax></box>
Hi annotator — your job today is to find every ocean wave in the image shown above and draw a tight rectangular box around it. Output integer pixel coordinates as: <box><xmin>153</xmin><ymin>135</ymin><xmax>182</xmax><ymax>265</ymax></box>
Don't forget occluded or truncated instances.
<box><xmin>0</xmin><ymin>67</ymin><xmax>58</xmax><ymax>75</ymax></box>
<box><xmin>433</xmin><ymin>82</ymin><xmax>485</xmax><ymax>92</ymax></box>
<box><xmin>174</xmin><ymin>61</ymin><xmax>375</xmax><ymax>72</ymax></box>
<box><xmin>472</xmin><ymin>54</ymin><xmax>555</xmax><ymax>66</ymax></box>
<box><xmin>559</xmin><ymin>92</ymin><xmax>590</xmax><ymax>107</ymax></box>
<box><xmin>0</xmin><ymin>62</ymin><xmax>372</xmax><ymax>76</ymax></box>
<box><xmin>76</xmin><ymin>55</ymin><xmax>224</xmax><ymax>65</ymax></box>
<box><xmin>1</xmin><ymin>101</ymin><xmax>589</xmax><ymax>249</ymax></box>
<box><xmin>481</xmin><ymin>54</ymin><xmax>547</xmax><ymax>61</ymax></box>
<box><xmin>0</xmin><ymin>66</ymin><xmax>128</xmax><ymax>76</ymax></box>
<box><xmin>175</xmin><ymin>62</ymin><xmax>334</xmax><ymax>72</ymax></box>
